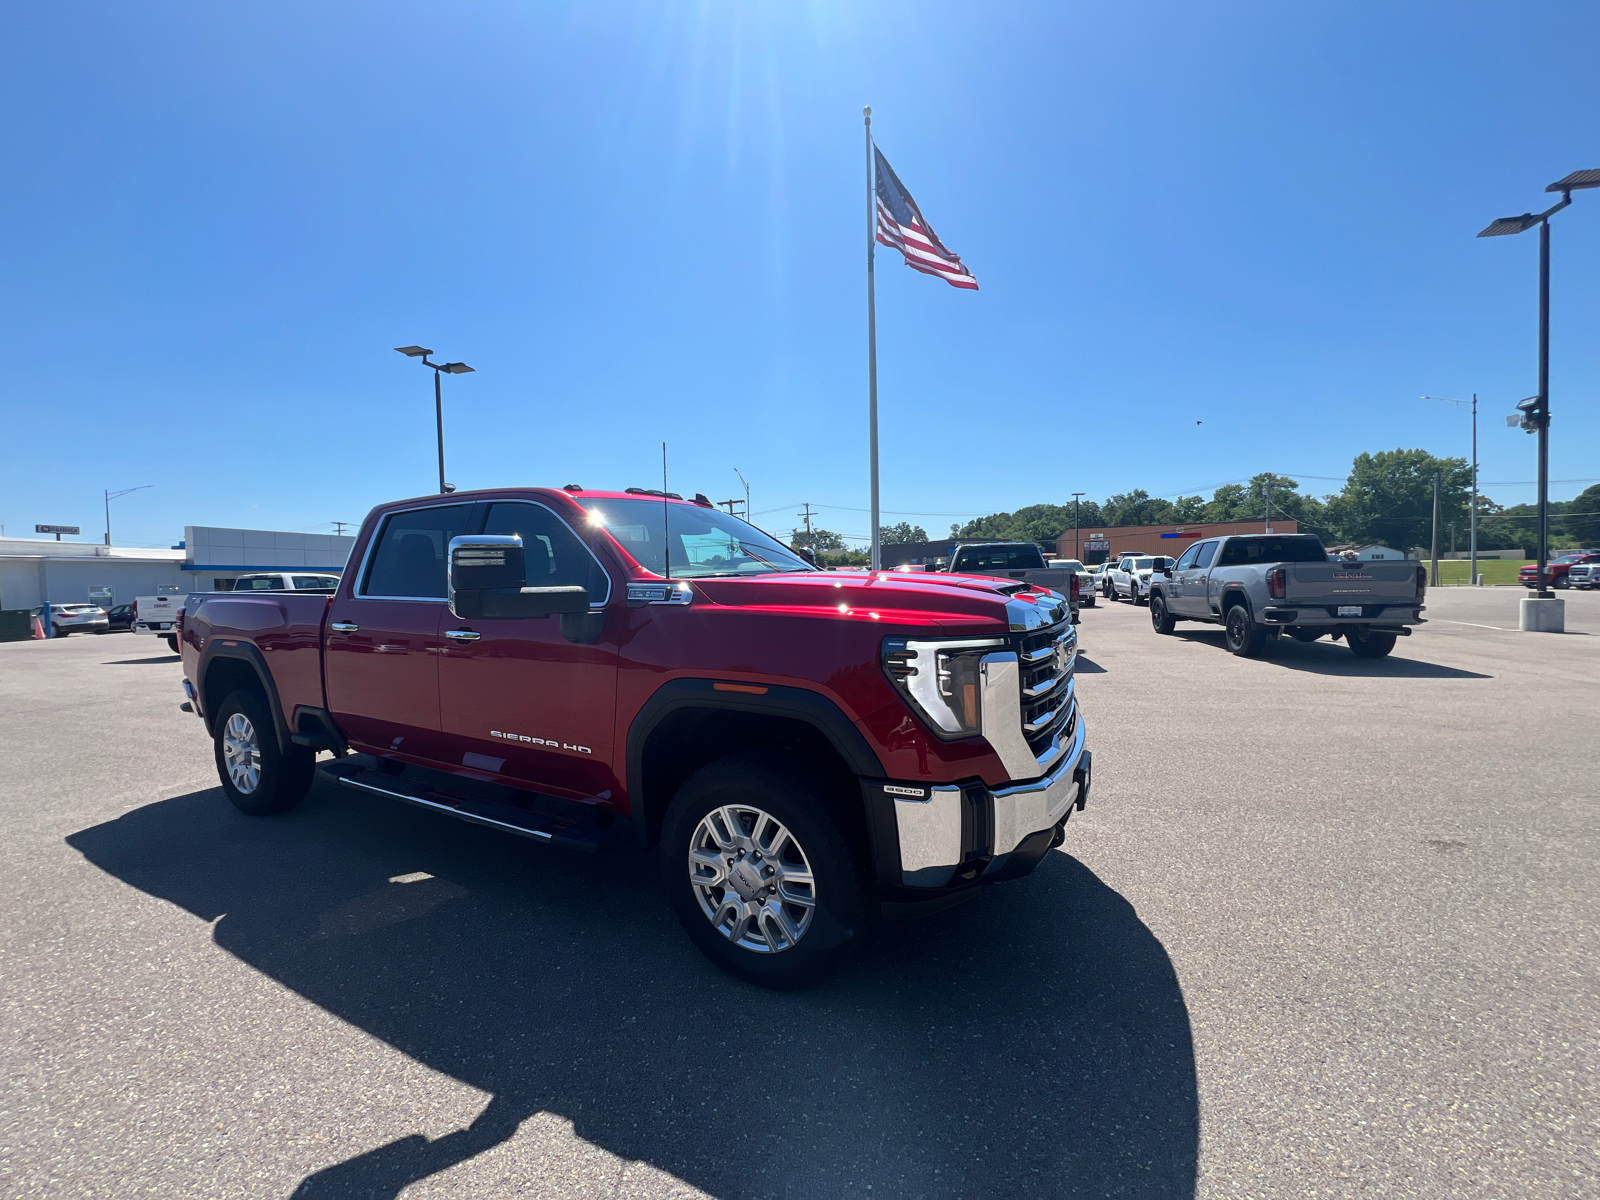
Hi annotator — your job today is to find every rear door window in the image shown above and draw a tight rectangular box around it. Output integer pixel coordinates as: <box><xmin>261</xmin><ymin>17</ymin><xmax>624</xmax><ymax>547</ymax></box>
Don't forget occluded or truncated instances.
<box><xmin>360</xmin><ymin>505</ymin><xmax>476</xmax><ymax>599</ymax></box>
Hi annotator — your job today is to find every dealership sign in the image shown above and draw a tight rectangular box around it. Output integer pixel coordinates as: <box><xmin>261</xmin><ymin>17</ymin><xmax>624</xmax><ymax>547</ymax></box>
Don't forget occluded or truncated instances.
<box><xmin>36</xmin><ymin>524</ymin><xmax>80</xmax><ymax>535</ymax></box>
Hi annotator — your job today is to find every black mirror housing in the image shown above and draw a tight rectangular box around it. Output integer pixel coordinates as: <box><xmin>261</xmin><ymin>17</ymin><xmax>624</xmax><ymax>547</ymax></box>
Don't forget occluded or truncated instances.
<box><xmin>448</xmin><ymin>534</ymin><xmax>592</xmax><ymax>619</ymax></box>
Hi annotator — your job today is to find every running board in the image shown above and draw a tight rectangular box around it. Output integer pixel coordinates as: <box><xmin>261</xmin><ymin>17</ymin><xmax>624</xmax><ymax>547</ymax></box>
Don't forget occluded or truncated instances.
<box><xmin>319</xmin><ymin>758</ymin><xmax>612</xmax><ymax>853</ymax></box>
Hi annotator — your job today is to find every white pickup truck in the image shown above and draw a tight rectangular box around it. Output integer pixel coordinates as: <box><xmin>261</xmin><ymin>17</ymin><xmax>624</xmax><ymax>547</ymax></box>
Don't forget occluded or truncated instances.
<box><xmin>133</xmin><ymin>595</ymin><xmax>183</xmax><ymax>653</ymax></box>
<box><xmin>1105</xmin><ymin>554</ymin><xmax>1173</xmax><ymax>605</ymax></box>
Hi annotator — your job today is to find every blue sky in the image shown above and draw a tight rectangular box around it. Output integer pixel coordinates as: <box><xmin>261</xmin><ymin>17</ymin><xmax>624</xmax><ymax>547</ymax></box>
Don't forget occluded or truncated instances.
<box><xmin>2</xmin><ymin>1</ymin><xmax>1596</xmax><ymax>549</ymax></box>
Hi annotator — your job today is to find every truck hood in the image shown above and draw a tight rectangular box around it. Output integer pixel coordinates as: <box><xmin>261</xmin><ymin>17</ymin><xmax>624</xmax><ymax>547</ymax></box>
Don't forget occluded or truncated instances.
<box><xmin>688</xmin><ymin>570</ymin><xmax>1062</xmax><ymax>631</ymax></box>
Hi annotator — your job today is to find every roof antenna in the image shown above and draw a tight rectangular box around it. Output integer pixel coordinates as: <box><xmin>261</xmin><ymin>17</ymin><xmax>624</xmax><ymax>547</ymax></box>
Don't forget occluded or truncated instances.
<box><xmin>662</xmin><ymin>442</ymin><xmax>670</xmax><ymax>581</ymax></box>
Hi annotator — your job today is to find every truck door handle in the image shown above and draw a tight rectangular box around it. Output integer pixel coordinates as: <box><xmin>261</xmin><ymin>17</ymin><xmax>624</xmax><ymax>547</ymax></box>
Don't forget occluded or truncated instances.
<box><xmin>444</xmin><ymin>629</ymin><xmax>481</xmax><ymax>642</ymax></box>
<box><xmin>330</xmin><ymin>621</ymin><xmax>359</xmax><ymax>633</ymax></box>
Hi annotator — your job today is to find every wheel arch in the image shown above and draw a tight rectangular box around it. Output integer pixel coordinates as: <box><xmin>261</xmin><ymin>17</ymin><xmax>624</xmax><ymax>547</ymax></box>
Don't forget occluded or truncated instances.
<box><xmin>625</xmin><ymin>680</ymin><xmax>884</xmax><ymax>849</ymax></box>
<box><xmin>198</xmin><ymin>641</ymin><xmax>292</xmax><ymax>754</ymax></box>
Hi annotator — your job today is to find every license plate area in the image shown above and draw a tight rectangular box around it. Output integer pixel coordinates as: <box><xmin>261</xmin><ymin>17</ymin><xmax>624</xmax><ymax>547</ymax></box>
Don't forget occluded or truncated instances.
<box><xmin>1337</xmin><ymin>605</ymin><xmax>1362</xmax><ymax>617</ymax></box>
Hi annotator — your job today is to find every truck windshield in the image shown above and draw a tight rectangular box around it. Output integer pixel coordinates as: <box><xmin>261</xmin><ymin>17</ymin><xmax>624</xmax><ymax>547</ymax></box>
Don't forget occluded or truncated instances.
<box><xmin>1218</xmin><ymin>536</ymin><xmax>1329</xmax><ymax>565</ymax></box>
<box><xmin>582</xmin><ymin>499</ymin><xmax>815</xmax><ymax>578</ymax></box>
<box><xmin>952</xmin><ymin>544</ymin><xmax>1047</xmax><ymax>572</ymax></box>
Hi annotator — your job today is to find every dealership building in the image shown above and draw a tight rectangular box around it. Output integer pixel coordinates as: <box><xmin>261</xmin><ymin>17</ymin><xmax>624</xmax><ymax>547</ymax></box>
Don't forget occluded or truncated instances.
<box><xmin>0</xmin><ymin>526</ymin><xmax>355</xmax><ymax>614</ymax></box>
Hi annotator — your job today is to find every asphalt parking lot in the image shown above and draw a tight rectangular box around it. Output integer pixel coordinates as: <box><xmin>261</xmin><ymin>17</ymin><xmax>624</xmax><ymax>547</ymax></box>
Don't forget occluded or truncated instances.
<box><xmin>2</xmin><ymin>589</ymin><xmax>1596</xmax><ymax>1199</ymax></box>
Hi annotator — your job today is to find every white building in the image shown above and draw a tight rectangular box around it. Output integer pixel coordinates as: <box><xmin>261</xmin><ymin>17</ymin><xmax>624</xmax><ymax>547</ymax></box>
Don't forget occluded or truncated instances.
<box><xmin>0</xmin><ymin>526</ymin><xmax>356</xmax><ymax>612</ymax></box>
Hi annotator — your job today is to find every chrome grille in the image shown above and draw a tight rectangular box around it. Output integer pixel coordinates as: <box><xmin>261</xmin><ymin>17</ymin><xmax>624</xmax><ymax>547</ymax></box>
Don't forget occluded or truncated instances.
<box><xmin>1015</xmin><ymin>617</ymin><xmax>1075</xmax><ymax>759</ymax></box>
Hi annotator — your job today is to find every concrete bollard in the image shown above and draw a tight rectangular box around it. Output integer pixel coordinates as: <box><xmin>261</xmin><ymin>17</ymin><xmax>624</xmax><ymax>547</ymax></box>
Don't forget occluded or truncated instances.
<box><xmin>1519</xmin><ymin>597</ymin><xmax>1565</xmax><ymax>633</ymax></box>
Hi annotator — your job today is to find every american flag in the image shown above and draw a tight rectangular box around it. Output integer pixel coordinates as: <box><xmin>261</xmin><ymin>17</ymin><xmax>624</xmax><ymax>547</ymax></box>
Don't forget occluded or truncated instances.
<box><xmin>874</xmin><ymin>146</ymin><xmax>977</xmax><ymax>290</ymax></box>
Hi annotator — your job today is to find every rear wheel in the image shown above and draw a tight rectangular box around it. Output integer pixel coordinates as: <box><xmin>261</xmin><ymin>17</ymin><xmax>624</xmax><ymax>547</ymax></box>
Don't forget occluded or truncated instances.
<box><xmin>1347</xmin><ymin>629</ymin><xmax>1397</xmax><ymax>659</ymax></box>
<box><xmin>213</xmin><ymin>690</ymin><xmax>315</xmax><ymax>815</ymax></box>
<box><xmin>1224</xmin><ymin>604</ymin><xmax>1266</xmax><ymax>657</ymax></box>
<box><xmin>1150</xmin><ymin>593</ymin><xmax>1176</xmax><ymax>635</ymax></box>
<box><xmin>164</xmin><ymin>635</ymin><xmax>179</xmax><ymax>653</ymax></box>
<box><xmin>660</xmin><ymin>751</ymin><xmax>865</xmax><ymax>990</ymax></box>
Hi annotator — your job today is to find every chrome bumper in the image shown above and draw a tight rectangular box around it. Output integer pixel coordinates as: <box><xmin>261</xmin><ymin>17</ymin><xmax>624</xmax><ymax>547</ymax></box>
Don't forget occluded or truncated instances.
<box><xmin>892</xmin><ymin>709</ymin><xmax>1089</xmax><ymax>888</ymax></box>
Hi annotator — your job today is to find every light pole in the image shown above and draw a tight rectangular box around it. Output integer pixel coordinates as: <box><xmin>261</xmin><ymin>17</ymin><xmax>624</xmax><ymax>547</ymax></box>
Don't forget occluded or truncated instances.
<box><xmin>734</xmin><ymin>468</ymin><xmax>751</xmax><ymax>523</ymax></box>
<box><xmin>1422</xmin><ymin>395</ymin><xmax>1479</xmax><ymax>586</ymax></box>
<box><xmin>1477</xmin><ymin>167</ymin><xmax>1599</xmax><ymax>602</ymax></box>
<box><xmin>395</xmin><ymin>346</ymin><xmax>475</xmax><ymax>494</ymax></box>
<box><xmin>1071</xmin><ymin>493</ymin><xmax>1085</xmax><ymax>560</ymax></box>
<box><xmin>104</xmin><ymin>486</ymin><xmax>152</xmax><ymax>546</ymax></box>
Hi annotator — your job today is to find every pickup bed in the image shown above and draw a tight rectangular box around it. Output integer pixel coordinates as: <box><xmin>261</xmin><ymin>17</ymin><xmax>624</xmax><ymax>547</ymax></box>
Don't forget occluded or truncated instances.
<box><xmin>931</xmin><ymin>542</ymin><xmax>1081</xmax><ymax>621</ymax></box>
<box><xmin>1146</xmin><ymin>534</ymin><xmax>1425</xmax><ymax>658</ymax></box>
<box><xmin>179</xmin><ymin>487</ymin><xmax>1092</xmax><ymax>988</ymax></box>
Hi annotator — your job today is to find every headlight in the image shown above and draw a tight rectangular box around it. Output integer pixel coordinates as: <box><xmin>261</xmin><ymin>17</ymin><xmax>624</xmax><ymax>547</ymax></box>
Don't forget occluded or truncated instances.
<box><xmin>882</xmin><ymin>637</ymin><xmax>1005</xmax><ymax>740</ymax></box>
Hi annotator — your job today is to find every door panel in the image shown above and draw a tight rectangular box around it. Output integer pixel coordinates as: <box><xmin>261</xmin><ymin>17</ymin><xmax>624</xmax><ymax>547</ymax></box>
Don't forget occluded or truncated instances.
<box><xmin>437</xmin><ymin>501</ymin><xmax>619</xmax><ymax>800</ymax></box>
<box><xmin>323</xmin><ymin>502</ymin><xmax>476</xmax><ymax>762</ymax></box>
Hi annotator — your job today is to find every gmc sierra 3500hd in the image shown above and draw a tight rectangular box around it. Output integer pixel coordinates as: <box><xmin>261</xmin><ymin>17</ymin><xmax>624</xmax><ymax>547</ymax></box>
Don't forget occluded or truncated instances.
<box><xmin>1145</xmin><ymin>533</ymin><xmax>1426</xmax><ymax>658</ymax></box>
<box><xmin>179</xmin><ymin>487</ymin><xmax>1092</xmax><ymax>989</ymax></box>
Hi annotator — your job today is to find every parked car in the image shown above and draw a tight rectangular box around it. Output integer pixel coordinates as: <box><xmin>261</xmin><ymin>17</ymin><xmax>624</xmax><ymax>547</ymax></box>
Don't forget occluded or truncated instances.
<box><xmin>1519</xmin><ymin>553</ymin><xmax>1600</xmax><ymax>590</ymax></box>
<box><xmin>105</xmin><ymin>603</ymin><xmax>137</xmax><ymax>632</ymax></box>
<box><xmin>1106</xmin><ymin>555</ymin><xmax>1172</xmax><ymax>605</ymax></box>
<box><xmin>1145</xmin><ymin>533</ymin><xmax>1425</xmax><ymax>658</ymax></box>
<box><xmin>179</xmin><ymin>488</ymin><xmax>1092</xmax><ymax>989</ymax></box>
<box><xmin>1099</xmin><ymin>553</ymin><xmax>1149</xmax><ymax>599</ymax></box>
<box><xmin>1048</xmin><ymin>559</ymin><xmax>1095</xmax><ymax>607</ymax></box>
<box><xmin>31</xmin><ymin>603</ymin><xmax>110</xmax><ymax>636</ymax></box>
<box><xmin>1567</xmin><ymin>562</ymin><xmax>1600</xmax><ymax>590</ymax></box>
<box><xmin>134</xmin><ymin>595</ymin><xmax>183</xmax><ymax>653</ymax></box>
<box><xmin>926</xmin><ymin>542</ymin><xmax>1080</xmax><ymax>621</ymax></box>
<box><xmin>229</xmin><ymin>572</ymin><xmax>342</xmax><ymax>593</ymax></box>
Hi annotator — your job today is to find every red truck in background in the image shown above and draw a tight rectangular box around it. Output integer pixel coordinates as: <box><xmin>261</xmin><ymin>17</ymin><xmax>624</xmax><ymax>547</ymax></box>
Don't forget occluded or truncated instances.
<box><xmin>179</xmin><ymin>487</ymin><xmax>1091</xmax><ymax>989</ymax></box>
<box><xmin>1519</xmin><ymin>552</ymin><xmax>1600</xmax><ymax>589</ymax></box>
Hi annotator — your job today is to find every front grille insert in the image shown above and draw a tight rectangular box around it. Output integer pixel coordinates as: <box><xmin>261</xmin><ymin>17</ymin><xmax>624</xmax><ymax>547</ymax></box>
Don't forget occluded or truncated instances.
<box><xmin>1014</xmin><ymin>618</ymin><xmax>1075</xmax><ymax>759</ymax></box>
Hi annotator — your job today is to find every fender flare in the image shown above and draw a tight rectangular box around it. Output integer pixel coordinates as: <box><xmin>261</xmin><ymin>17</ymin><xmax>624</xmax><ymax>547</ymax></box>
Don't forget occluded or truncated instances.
<box><xmin>195</xmin><ymin>640</ymin><xmax>293</xmax><ymax>754</ymax></box>
<box><xmin>1218</xmin><ymin>586</ymin><xmax>1254</xmax><ymax>624</ymax></box>
<box><xmin>624</xmin><ymin>678</ymin><xmax>885</xmax><ymax>845</ymax></box>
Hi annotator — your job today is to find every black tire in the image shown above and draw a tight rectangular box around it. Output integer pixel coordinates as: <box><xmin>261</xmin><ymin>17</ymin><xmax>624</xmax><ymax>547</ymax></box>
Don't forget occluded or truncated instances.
<box><xmin>1150</xmin><ymin>593</ymin><xmax>1176</xmax><ymax>634</ymax></box>
<box><xmin>213</xmin><ymin>689</ymin><xmax>315</xmax><ymax>816</ymax></box>
<box><xmin>1288</xmin><ymin>628</ymin><xmax>1322</xmax><ymax>643</ymax></box>
<box><xmin>659</xmin><ymin>751</ymin><xmax>866</xmax><ymax>990</ymax></box>
<box><xmin>1347</xmin><ymin>629</ymin><xmax>1397</xmax><ymax>659</ymax></box>
<box><xmin>164</xmin><ymin>635</ymin><xmax>179</xmax><ymax>654</ymax></box>
<box><xmin>54</xmin><ymin>629</ymin><xmax>69</xmax><ymax>638</ymax></box>
<box><xmin>1553</xmin><ymin>575</ymin><xmax>1570</xmax><ymax>590</ymax></box>
<box><xmin>1223</xmin><ymin>604</ymin><xmax>1266</xmax><ymax>657</ymax></box>
<box><xmin>1133</xmin><ymin>582</ymin><xmax>1147</xmax><ymax>606</ymax></box>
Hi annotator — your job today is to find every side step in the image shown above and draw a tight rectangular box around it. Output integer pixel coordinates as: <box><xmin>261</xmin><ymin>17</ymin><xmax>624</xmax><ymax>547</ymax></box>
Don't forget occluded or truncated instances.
<box><xmin>318</xmin><ymin>757</ymin><xmax>614</xmax><ymax>853</ymax></box>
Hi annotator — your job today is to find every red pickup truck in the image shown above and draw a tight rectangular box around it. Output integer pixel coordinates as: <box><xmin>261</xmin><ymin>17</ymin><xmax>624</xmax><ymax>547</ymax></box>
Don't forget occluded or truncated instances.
<box><xmin>1520</xmin><ymin>552</ymin><xmax>1600</xmax><ymax>589</ymax></box>
<box><xmin>178</xmin><ymin>487</ymin><xmax>1091</xmax><ymax>988</ymax></box>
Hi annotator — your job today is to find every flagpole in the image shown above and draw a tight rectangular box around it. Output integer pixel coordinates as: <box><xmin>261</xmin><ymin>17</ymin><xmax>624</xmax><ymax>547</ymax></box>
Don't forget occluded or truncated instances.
<box><xmin>865</xmin><ymin>106</ymin><xmax>881</xmax><ymax>572</ymax></box>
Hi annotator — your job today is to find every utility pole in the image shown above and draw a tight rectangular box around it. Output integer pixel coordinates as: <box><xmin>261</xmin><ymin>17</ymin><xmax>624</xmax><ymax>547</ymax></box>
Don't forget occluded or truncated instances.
<box><xmin>717</xmin><ymin>500</ymin><xmax>743</xmax><ymax>517</ymax></box>
<box><xmin>1261</xmin><ymin>480</ymin><xmax>1273</xmax><ymax>533</ymax></box>
<box><xmin>1071</xmin><ymin>493</ymin><xmax>1085</xmax><ymax>560</ymax></box>
<box><xmin>798</xmin><ymin>503</ymin><xmax>816</xmax><ymax>547</ymax></box>
<box><xmin>1440</xmin><ymin>467</ymin><xmax>1452</xmax><ymax>588</ymax></box>
<box><xmin>332</xmin><ymin>521</ymin><xmax>351</xmax><ymax>536</ymax></box>
<box><xmin>733</xmin><ymin>468</ymin><xmax>751</xmax><ymax>525</ymax></box>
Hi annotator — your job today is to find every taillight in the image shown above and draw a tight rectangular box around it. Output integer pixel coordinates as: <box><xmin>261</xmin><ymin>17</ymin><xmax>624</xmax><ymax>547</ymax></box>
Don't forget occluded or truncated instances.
<box><xmin>1070</xmin><ymin>573</ymin><xmax>1080</xmax><ymax>602</ymax></box>
<box><xmin>1417</xmin><ymin>565</ymin><xmax>1427</xmax><ymax>597</ymax></box>
<box><xmin>1267</xmin><ymin>567</ymin><xmax>1286</xmax><ymax>599</ymax></box>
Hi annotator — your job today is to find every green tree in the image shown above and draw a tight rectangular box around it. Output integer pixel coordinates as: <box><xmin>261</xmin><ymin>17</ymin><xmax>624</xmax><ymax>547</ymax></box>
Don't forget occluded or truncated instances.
<box><xmin>1101</xmin><ymin>490</ymin><xmax>1177</xmax><ymax>527</ymax></box>
<box><xmin>880</xmin><ymin>522</ymin><xmax>929</xmax><ymax>544</ymax></box>
<box><xmin>1562</xmin><ymin>483</ymin><xmax>1600</xmax><ymax>547</ymax></box>
<box><xmin>791</xmin><ymin>527</ymin><xmax>843</xmax><ymax>553</ymax></box>
<box><xmin>1332</xmin><ymin>450</ymin><xmax>1471</xmax><ymax>551</ymax></box>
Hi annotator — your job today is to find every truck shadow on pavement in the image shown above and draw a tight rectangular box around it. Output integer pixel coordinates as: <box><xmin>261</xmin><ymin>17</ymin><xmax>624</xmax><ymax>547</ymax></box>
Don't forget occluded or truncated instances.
<box><xmin>68</xmin><ymin>782</ymin><xmax>1199</xmax><ymax>1200</ymax></box>
<box><xmin>101</xmin><ymin>655</ymin><xmax>183</xmax><ymax>665</ymax></box>
<box><xmin>1173</xmin><ymin>631</ymin><xmax>1491</xmax><ymax>678</ymax></box>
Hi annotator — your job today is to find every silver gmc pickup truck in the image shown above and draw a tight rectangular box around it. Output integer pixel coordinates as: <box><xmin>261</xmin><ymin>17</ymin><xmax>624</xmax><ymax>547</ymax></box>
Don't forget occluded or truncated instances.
<box><xmin>1146</xmin><ymin>534</ymin><xmax>1426</xmax><ymax>658</ymax></box>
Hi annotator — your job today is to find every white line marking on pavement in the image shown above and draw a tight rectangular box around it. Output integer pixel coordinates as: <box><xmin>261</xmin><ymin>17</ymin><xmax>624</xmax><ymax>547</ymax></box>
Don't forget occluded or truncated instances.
<box><xmin>1433</xmin><ymin>620</ymin><xmax>1518</xmax><ymax>632</ymax></box>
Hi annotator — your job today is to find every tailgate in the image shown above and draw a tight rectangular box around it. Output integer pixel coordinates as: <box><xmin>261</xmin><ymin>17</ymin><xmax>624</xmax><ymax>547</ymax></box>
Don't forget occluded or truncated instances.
<box><xmin>1285</xmin><ymin>562</ymin><xmax>1419</xmax><ymax>605</ymax></box>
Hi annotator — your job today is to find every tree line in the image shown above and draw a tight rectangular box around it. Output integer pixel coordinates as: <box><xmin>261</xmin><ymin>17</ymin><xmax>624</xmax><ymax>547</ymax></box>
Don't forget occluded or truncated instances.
<box><xmin>953</xmin><ymin>449</ymin><xmax>1599</xmax><ymax>556</ymax></box>
<box><xmin>788</xmin><ymin>449</ymin><xmax>1598</xmax><ymax>561</ymax></box>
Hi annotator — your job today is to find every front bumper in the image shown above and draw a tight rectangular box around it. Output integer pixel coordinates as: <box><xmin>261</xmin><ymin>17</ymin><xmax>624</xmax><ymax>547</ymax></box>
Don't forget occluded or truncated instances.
<box><xmin>865</xmin><ymin>715</ymin><xmax>1091</xmax><ymax>891</ymax></box>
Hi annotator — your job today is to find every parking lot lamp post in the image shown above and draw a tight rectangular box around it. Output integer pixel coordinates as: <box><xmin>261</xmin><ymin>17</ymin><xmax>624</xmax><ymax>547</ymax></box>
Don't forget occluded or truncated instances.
<box><xmin>1071</xmin><ymin>493</ymin><xmax>1085</xmax><ymax>559</ymax></box>
<box><xmin>1478</xmin><ymin>169</ymin><xmax>1598</xmax><ymax>597</ymax></box>
<box><xmin>104</xmin><ymin>485</ymin><xmax>152</xmax><ymax>547</ymax></box>
<box><xmin>395</xmin><ymin>347</ymin><xmax>475</xmax><ymax>494</ymax></box>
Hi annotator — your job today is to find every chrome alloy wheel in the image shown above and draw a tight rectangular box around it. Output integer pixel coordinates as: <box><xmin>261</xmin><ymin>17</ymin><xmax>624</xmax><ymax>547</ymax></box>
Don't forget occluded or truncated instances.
<box><xmin>688</xmin><ymin>804</ymin><xmax>816</xmax><ymax>953</ymax></box>
<box><xmin>222</xmin><ymin>712</ymin><xmax>262</xmax><ymax>795</ymax></box>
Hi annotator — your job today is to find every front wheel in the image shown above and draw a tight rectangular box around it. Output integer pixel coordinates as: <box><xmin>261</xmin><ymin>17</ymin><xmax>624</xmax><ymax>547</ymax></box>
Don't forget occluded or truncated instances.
<box><xmin>1553</xmin><ymin>575</ymin><xmax>1570</xmax><ymax>590</ymax></box>
<box><xmin>1347</xmin><ymin>629</ymin><xmax>1397</xmax><ymax>659</ymax></box>
<box><xmin>1224</xmin><ymin>605</ymin><xmax>1266</xmax><ymax>657</ymax></box>
<box><xmin>1150</xmin><ymin>593</ymin><xmax>1176</xmax><ymax>635</ymax></box>
<box><xmin>660</xmin><ymin>752</ymin><xmax>866</xmax><ymax>990</ymax></box>
<box><xmin>213</xmin><ymin>690</ymin><xmax>315</xmax><ymax>815</ymax></box>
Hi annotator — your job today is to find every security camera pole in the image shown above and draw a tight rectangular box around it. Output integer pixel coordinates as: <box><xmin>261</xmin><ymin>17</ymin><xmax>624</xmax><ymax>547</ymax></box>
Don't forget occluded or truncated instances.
<box><xmin>1477</xmin><ymin>168</ymin><xmax>1599</xmax><ymax>603</ymax></box>
<box><xmin>395</xmin><ymin>346</ymin><xmax>475</xmax><ymax>494</ymax></box>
